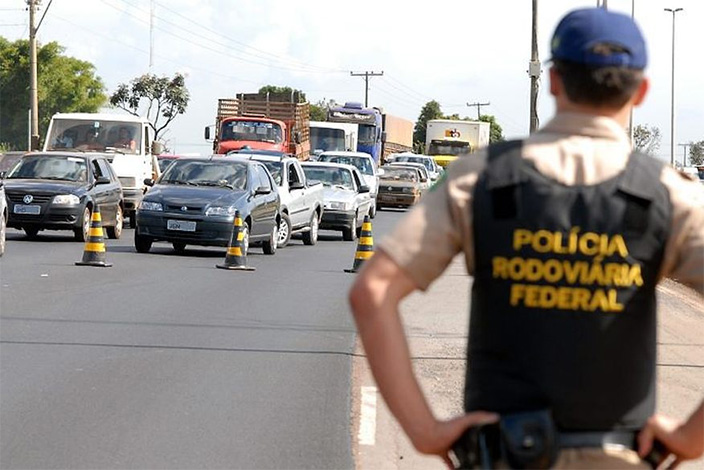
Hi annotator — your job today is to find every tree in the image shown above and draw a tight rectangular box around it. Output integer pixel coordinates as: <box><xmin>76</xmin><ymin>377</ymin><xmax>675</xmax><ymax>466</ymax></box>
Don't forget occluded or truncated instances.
<box><xmin>689</xmin><ymin>140</ymin><xmax>704</xmax><ymax>166</ymax></box>
<box><xmin>479</xmin><ymin>114</ymin><xmax>504</xmax><ymax>143</ymax></box>
<box><xmin>110</xmin><ymin>73</ymin><xmax>189</xmax><ymax>142</ymax></box>
<box><xmin>257</xmin><ymin>85</ymin><xmax>306</xmax><ymax>103</ymax></box>
<box><xmin>0</xmin><ymin>37</ymin><xmax>106</xmax><ymax>150</ymax></box>
<box><xmin>310</xmin><ymin>98</ymin><xmax>338</xmax><ymax>121</ymax></box>
<box><xmin>633</xmin><ymin>124</ymin><xmax>661</xmax><ymax>157</ymax></box>
<box><xmin>414</xmin><ymin>100</ymin><xmax>443</xmax><ymax>152</ymax></box>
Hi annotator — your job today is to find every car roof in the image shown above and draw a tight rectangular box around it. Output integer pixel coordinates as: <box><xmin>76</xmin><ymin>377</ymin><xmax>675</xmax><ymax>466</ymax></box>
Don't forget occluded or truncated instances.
<box><xmin>21</xmin><ymin>151</ymin><xmax>94</xmax><ymax>160</ymax></box>
<box><xmin>390</xmin><ymin>162</ymin><xmax>428</xmax><ymax>172</ymax></box>
<box><xmin>319</xmin><ymin>151</ymin><xmax>372</xmax><ymax>159</ymax></box>
<box><xmin>248</xmin><ymin>153</ymin><xmax>298</xmax><ymax>163</ymax></box>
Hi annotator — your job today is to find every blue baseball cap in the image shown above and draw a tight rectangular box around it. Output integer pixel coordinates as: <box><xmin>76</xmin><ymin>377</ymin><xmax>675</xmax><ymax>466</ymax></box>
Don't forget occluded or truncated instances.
<box><xmin>550</xmin><ymin>8</ymin><xmax>647</xmax><ymax>69</ymax></box>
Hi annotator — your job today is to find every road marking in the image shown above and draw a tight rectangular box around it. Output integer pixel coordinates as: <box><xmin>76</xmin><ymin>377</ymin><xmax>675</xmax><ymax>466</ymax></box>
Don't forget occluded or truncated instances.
<box><xmin>358</xmin><ymin>386</ymin><xmax>377</xmax><ymax>446</ymax></box>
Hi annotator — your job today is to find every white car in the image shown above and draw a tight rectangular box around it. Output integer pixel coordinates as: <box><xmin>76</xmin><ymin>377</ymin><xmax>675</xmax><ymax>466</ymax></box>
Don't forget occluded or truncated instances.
<box><xmin>301</xmin><ymin>161</ymin><xmax>373</xmax><ymax>241</ymax></box>
<box><xmin>0</xmin><ymin>178</ymin><xmax>7</xmax><ymax>256</ymax></box>
<box><xmin>315</xmin><ymin>151</ymin><xmax>382</xmax><ymax>218</ymax></box>
<box><xmin>392</xmin><ymin>153</ymin><xmax>442</xmax><ymax>182</ymax></box>
<box><xmin>389</xmin><ymin>162</ymin><xmax>431</xmax><ymax>193</ymax></box>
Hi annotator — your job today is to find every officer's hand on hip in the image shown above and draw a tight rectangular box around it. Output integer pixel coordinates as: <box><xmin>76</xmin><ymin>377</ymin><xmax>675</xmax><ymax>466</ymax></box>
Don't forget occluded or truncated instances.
<box><xmin>414</xmin><ymin>411</ymin><xmax>498</xmax><ymax>469</ymax></box>
<box><xmin>638</xmin><ymin>407</ymin><xmax>704</xmax><ymax>467</ymax></box>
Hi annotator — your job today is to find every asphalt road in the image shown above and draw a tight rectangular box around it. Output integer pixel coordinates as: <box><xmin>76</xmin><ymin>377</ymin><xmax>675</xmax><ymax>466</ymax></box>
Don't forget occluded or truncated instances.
<box><xmin>0</xmin><ymin>209</ymin><xmax>407</xmax><ymax>470</ymax></box>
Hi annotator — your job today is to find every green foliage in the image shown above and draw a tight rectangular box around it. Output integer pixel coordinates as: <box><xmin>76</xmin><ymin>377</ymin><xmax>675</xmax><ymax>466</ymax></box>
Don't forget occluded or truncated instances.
<box><xmin>633</xmin><ymin>124</ymin><xmax>661</xmax><ymax>156</ymax></box>
<box><xmin>689</xmin><ymin>140</ymin><xmax>704</xmax><ymax>166</ymax></box>
<box><xmin>0</xmin><ymin>37</ymin><xmax>106</xmax><ymax>150</ymax></box>
<box><xmin>110</xmin><ymin>73</ymin><xmax>190</xmax><ymax>141</ymax></box>
<box><xmin>257</xmin><ymin>85</ymin><xmax>306</xmax><ymax>103</ymax></box>
<box><xmin>310</xmin><ymin>98</ymin><xmax>338</xmax><ymax>121</ymax></box>
<box><xmin>414</xmin><ymin>100</ymin><xmax>443</xmax><ymax>152</ymax></box>
<box><xmin>479</xmin><ymin>115</ymin><xmax>504</xmax><ymax>143</ymax></box>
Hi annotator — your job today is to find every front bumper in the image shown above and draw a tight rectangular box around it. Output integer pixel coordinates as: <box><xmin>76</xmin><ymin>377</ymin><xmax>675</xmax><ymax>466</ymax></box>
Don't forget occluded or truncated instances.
<box><xmin>136</xmin><ymin>210</ymin><xmax>234</xmax><ymax>246</ymax></box>
<box><xmin>7</xmin><ymin>199</ymin><xmax>85</xmax><ymax>231</ymax></box>
<box><xmin>320</xmin><ymin>210</ymin><xmax>355</xmax><ymax>231</ymax></box>
<box><xmin>377</xmin><ymin>192</ymin><xmax>419</xmax><ymax>207</ymax></box>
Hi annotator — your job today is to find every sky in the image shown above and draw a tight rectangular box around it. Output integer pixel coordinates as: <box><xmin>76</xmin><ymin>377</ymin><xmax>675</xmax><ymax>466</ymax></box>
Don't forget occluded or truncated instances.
<box><xmin>2</xmin><ymin>0</ymin><xmax>702</xmax><ymax>164</ymax></box>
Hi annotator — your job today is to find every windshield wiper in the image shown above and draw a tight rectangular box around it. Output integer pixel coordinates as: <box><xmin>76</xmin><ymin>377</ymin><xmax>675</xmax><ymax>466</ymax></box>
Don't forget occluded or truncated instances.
<box><xmin>164</xmin><ymin>180</ymin><xmax>198</xmax><ymax>186</ymax></box>
<box><xmin>42</xmin><ymin>176</ymin><xmax>73</xmax><ymax>181</ymax></box>
<box><xmin>198</xmin><ymin>181</ymin><xmax>237</xmax><ymax>190</ymax></box>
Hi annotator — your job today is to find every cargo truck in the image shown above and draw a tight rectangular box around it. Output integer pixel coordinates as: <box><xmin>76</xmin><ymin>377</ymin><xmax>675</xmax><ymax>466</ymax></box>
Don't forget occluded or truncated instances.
<box><xmin>425</xmin><ymin>119</ymin><xmax>490</xmax><ymax>168</ymax></box>
<box><xmin>328</xmin><ymin>102</ymin><xmax>382</xmax><ymax>164</ymax></box>
<box><xmin>381</xmin><ymin>114</ymin><xmax>413</xmax><ymax>163</ymax></box>
<box><xmin>206</xmin><ymin>92</ymin><xmax>311</xmax><ymax>160</ymax></box>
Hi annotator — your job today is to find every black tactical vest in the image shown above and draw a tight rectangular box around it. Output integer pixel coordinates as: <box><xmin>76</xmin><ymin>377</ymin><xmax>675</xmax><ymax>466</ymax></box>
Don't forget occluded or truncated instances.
<box><xmin>466</xmin><ymin>140</ymin><xmax>671</xmax><ymax>431</ymax></box>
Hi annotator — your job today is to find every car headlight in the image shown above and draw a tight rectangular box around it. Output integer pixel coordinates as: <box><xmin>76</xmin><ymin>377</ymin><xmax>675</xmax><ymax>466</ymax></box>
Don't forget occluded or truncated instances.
<box><xmin>52</xmin><ymin>194</ymin><xmax>80</xmax><ymax>205</ymax></box>
<box><xmin>327</xmin><ymin>201</ymin><xmax>353</xmax><ymax>211</ymax></box>
<box><xmin>139</xmin><ymin>201</ymin><xmax>163</xmax><ymax>211</ymax></box>
<box><xmin>205</xmin><ymin>206</ymin><xmax>237</xmax><ymax>217</ymax></box>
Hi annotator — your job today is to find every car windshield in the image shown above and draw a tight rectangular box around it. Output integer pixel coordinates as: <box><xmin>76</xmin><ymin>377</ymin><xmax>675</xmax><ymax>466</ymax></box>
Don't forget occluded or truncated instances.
<box><xmin>318</xmin><ymin>155</ymin><xmax>373</xmax><ymax>176</ymax></box>
<box><xmin>221</xmin><ymin>120</ymin><xmax>283</xmax><ymax>144</ymax></box>
<box><xmin>397</xmin><ymin>156</ymin><xmax>432</xmax><ymax>171</ymax></box>
<box><xmin>310</xmin><ymin>128</ymin><xmax>346</xmax><ymax>152</ymax></box>
<box><xmin>160</xmin><ymin>160</ymin><xmax>248</xmax><ymax>190</ymax></box>
<box><xmin>158</xmin><ymin>157</ymin><xmax>178</xmax><ymax>173</ymax></box>
<box><xmin>380</xmin><ymin>167</ymin><xmax>417</xmax><ymax>182</ymax></box>
<box><xmin>358</xmin><ymin>124</ymin><xmax>376</xmax><ymax>144</ymax></box>
<box><xmin>302</xmin><ymin>166</ymin><xmax>354</xmax><ymax>190</ymax></box>
<box><xmin>7</xmin><ymin>155</ymin><xmax>88</xmax><ymax>182</ymax></box>
<box><xmin>46</xmin><ymin>119</ymin><xmax>142</xmax><ymax>155</ymax></box>
<box><xmin>259</xmin><ymin>161</ymin><xmax>283</xmax><ymax>186</ymax></box>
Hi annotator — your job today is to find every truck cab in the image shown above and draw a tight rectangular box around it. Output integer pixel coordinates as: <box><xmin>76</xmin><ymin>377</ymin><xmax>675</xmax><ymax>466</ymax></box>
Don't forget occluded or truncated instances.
<box><xmin>211</xmin><ymin>117</ymin><xmax>288</xmax><ymax>155</ymax></box>
<box><xmin>327</xmin><ymin>102</ymin><xmax>383</xmax><ymax>164</ymax></box>
<box><xmin>43</xmin><ymin>112</ymin><xmax>162</xmax><ymax>227</ymax></box>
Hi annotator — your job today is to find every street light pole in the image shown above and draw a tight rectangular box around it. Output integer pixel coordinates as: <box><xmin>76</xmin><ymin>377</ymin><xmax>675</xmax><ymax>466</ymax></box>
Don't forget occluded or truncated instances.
<box><xmin>665</xmin><ymin>7</ymin><xmax>683</xmax><ymax>167</ymax></box>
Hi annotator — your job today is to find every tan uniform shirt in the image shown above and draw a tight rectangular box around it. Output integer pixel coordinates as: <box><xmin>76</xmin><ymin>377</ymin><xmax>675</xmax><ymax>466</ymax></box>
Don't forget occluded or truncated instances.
<box><xmin>380</xmin><ymin>112</ymin><xmax>704</xmax><ymax>294</ymax></box>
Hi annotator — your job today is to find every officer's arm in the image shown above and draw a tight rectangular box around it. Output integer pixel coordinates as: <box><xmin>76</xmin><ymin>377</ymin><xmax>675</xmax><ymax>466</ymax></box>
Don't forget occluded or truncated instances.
<box><xmin>638</xmin><ymin>399</ymin><xmax>704</xmax><ymax>463</ymax></box>
<box><xmin>349</xmin><ymin>251</ymin><xmax>497</xmax><ymax>462</ymax></box>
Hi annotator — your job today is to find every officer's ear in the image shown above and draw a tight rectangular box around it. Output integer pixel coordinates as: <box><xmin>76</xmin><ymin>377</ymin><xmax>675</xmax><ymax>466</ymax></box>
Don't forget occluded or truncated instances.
<box><xmin>548</xmin><ymin>66</ymin><xmax>562</xmax><ymax>98</ymax></box>
<box><xmin>632</xmin><ymin>77</ymin><xmax>649</xmax><ymax>107</ymax></box>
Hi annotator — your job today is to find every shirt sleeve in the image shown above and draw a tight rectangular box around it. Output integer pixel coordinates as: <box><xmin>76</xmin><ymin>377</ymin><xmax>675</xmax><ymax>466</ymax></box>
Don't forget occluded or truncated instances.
<box><xmin>378</xmin><ymin>152</ymin><xmax>487</xmax><ymax>291</ymax></box>
<box><xmin>659</xmin><ymin>168</ymin><xmax>704</xmax><ymax>295</ymax></box>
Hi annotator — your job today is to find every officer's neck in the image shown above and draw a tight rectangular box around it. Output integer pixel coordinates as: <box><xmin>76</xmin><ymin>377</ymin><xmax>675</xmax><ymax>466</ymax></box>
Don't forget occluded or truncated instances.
<box><xmin>555</xmin><ymin>100</ymin><xmax>632</xmax><ymax>129</ymax></box>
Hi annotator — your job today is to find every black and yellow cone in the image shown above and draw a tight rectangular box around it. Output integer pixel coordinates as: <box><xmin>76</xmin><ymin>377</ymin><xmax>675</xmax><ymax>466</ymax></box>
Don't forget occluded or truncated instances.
<box><xmin>345</xmin><ymin>215</ymin><xmax>374</xmax><ymax>273</ymax></box>
<box><xmin>216</xmin><ymin>211</ymin><xmax>255</xmax><ymax>271</ymax></box>
<box><xmin>75</xmin><ymin>205</ymin><xmax>112</xmax><ymax>267</ymax></box>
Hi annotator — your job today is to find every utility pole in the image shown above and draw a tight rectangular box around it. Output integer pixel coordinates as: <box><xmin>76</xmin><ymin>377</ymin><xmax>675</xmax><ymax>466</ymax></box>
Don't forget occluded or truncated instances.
<box><xmin>466</xmin><ymin>102</ymin><xmax>490</xmax><ymax>120</ymax></box>
<box><xmin>665</xmin><ymin>8</ymin><xmax>683</xmax><ymax>166</ymax></box>
<box><xmin>149</xmin><ymin>0</ymin><xmax>154</xmax><ymax>70</ymax></box>
<box><xmin>529</xmin><ymin>0</ymin><xmax>541</xmax><ymax>133</ymax></box>
<box><xmin>678</xmin><ymin>143</ymin><xmax>690</xmax><ymax>167</ymax></box>
<box><xmin>350</xmin><ymin>71</ymin><xmax>383</xmax><ymax>107</ymax></box>
<box><xmin>28</xmin><ymin>0</ymin><xmax>40</xmax><ymax>150</ymax></box>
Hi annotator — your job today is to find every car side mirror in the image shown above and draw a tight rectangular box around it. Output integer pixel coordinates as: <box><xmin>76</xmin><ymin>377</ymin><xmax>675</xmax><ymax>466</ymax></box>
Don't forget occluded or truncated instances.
<box><xmin>151</xmin><ymin>141</ymin><xmax>164</xmax><ymax>155</ymax></box>
<box><xmin>96</xmin><ymin>176</ymin><xmax>111</xmax><ymax>185</ymax></box>
<box><xmin>289</xmin><ymin>181</ymin><xmax>305</xmax><ymax>190</ymax></box>
<box><xmin>0</xmin><ymin>171</ymin><xmax>6</xmax><ymax>179</ymax></box>
<box><xmin>204</xmin><ymin>126</ymin><xmax>211</xmax><ymax>140</ymax></box>
<box><xmin>143</xmin><ymin>178</ymin><xmax>155</xmax><ymax>187</ymax></box>
<box><xmin>293</xmin><ymin>131</ymin><xmax>302</xmax><ymax>144</ymax></box>
<box><xmin>255</xmin><ymin>186</ymin><xmax>271</xmax><ymax>195</ymax></box>
<box><xmin>359</xmin><ymin>185</ymin><xmax>370</xmax><ymax>194</ymax></box>
<box><xmin>377</xmin><ymin>168</ymin><xmax>385</xmax><ymax>176</ymax></box>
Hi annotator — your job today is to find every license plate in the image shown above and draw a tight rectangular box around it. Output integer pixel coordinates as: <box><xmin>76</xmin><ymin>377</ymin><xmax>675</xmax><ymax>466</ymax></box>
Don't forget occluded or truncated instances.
<box><xmin>167</xmin><ymin>219</ymin><xmax>196</xmax><ymax>232</ymax></box>
<box><xmin>14</xmin><ymin>204</ymin><xmax>41</xmax><ymax>215</ymax></box>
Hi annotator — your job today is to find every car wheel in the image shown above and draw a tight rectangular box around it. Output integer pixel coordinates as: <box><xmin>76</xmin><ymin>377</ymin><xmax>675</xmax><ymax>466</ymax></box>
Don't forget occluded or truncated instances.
<box><xmin>106</xmin><ymin>205</ymin><xmax>123</xmax><ymax>239</ymax></box>
<box><xmin>74</xmin><ymin>207</ymin><xmax>91</xmax><ymax>242</ymax></box>
<box><xmin>0</xmin><ymin>213</ymin><xmax>6</xmax><ymax>256</ymax></box>
<box><xmin>172</xmin><ymin>241</ymin><xmax>186</xmax><ymax>253</ymax></box>
<box><xmin>370</xmin><ymin>199</ymin><xmax>377</xmax><ymax>219</ymax></box>
<box><xmin>302</xmin><ymin>212</ymin><xmax>318</xmax><ymax>246</ymax></box>
<box><xmin>24</xmin><ymin>226</ymin><xmax>40</xmax><ymax>239</ymax></box>
<box><xmin>262</xmin><ymin>222</ymin><xmax>278</xmax><ymax>255</ymax></box>
<box><xmin>277</xmin><ymin>213</ymin><xmax>291</xmax><ymax>248</ymax></box>
<box><xmin>342</xmin><ymin>212</ymin><xmax>358</xmax><ymax>242</ymax></box>
<box><xmin>129</xmin><ymin>211</ymin><xmax>137</xmax><ymax>229</ymax></box>
<box><xmin>134</xmin><ymin>231</ymin><xmax>153</xmax><ymax>253</ymax></box>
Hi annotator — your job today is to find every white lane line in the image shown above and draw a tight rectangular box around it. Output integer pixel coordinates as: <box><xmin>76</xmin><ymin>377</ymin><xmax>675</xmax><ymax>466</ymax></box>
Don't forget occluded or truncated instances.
<box><xmin>358</xmin><ymin>386</ymin><xmax>378</xmax><ymax>446</ymax></box>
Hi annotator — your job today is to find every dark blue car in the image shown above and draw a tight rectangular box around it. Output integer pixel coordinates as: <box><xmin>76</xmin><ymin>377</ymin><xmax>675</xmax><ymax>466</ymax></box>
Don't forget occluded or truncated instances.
<box><xmin>134</xmin><ymin>156</ymin><xmax>280</xmax><ymax>255</ymax></box>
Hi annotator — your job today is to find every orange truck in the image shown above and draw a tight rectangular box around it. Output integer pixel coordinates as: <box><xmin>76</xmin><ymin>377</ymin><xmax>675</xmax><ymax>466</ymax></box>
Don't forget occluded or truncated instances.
<box><xmin>205</xmin><ymin>92</ymin><xmax>311</xmax><ymax>159</ymax></box>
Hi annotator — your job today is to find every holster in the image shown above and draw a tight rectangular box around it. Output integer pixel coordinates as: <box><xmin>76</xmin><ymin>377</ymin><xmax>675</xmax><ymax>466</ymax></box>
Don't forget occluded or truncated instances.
<box><xmin>452</xmin><ymin>409</ymin><xmax>558</xmax><ymax>469</ymax></box>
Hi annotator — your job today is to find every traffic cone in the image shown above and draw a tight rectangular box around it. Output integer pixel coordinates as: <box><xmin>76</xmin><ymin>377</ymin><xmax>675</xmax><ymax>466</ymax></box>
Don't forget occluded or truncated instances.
<box><xmin>216</xmin><ymin>211</ymin><xmax>255</xmax><ymax>271</ymax></box>
<box><xmin>75</xmin><ymin>205</ymin><xmax>112</xmax><ymax>267</ymax></box>
<box><xmin>344</xmin><ymin>215</ymin><xmax>374</xmax><ymax>273</ymax></box>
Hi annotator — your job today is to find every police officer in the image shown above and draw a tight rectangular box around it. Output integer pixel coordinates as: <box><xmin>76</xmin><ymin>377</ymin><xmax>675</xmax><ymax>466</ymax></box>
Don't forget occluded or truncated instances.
<box><xmin>349</xmin><ymin>7</ymin><xmax>704</xmax><ymax>469</ymax></box>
